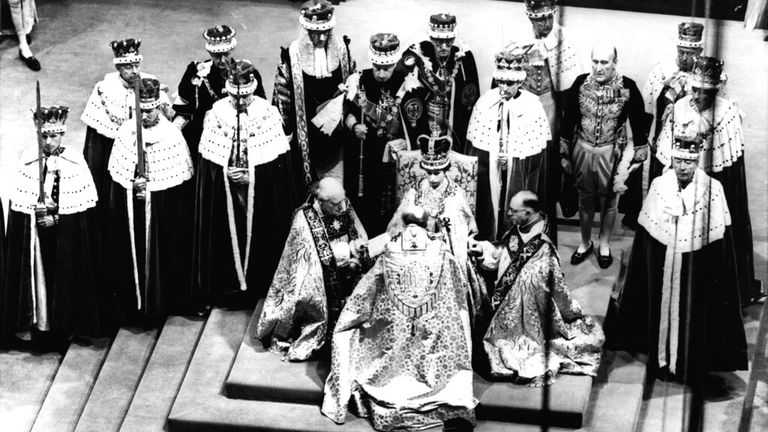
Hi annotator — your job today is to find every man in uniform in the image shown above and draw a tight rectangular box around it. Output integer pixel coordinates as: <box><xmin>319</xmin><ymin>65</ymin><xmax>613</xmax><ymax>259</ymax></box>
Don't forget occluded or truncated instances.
<box><xmin>339</xmin><ymin>32</ymin><xmax>410</xmax><ymax>235</ymax></box>
<box><xmin>607</xmin><ymin>136</ymin><xmax>747</xmax><ymax>420</ymax></box>
<box><xmin>256</xmin><ymin>178</ymin><xmax>371</xmax><ymax>361</ymax></box>
<box><xmin>172</xmin><ymin>24</ymin><xmax>266</xmax><ymax>161</ymax></box>
<box><xmin>192</xmin><ymin>60</ymin><xmax>298</xmax><ymax>309</ymax></box>
<box><xmin>477</xmin><ymin>191</ymin><xmax>603</xmax><ymax>385</ymax></box>
<box><xmin>398</xmin><ymin>13</ymin><xmax>479</xmax><ymax>152</ymax></box>
<box><xmin>655</xmin><ymin>56</ymin><xmax>762</xmax><ymax>305</ymax></box>
<box><xmin>107</xmin><ymin>78</ymin><xmax>194</xmax><ymax>322</ymax></box>
<box><xmin>561</xmin><ymin>43</ymin><xmax>649</xmax><ymax>269</ymax></box>
<box><xmin>273</xmin><ymin>0</ymin><xmax>354</xmax><ymax>194</ymax></box>
<box><xmin>467</xmin><ymin>47</ymin><xmax>552</xmax><ymax>242</ymax></box>
<box><xmin>515</xmin><ymin>0</ymin><xmax>583</xmax><ymax>220</ymax></box>
<box><xmin>2</xmin><ymin>106</ymin><xmax>109</xmax><ymax>346</ymax></box>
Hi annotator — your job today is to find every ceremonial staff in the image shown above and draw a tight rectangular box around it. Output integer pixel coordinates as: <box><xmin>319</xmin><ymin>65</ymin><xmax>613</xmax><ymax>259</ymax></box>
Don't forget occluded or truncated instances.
<box><xmin>497</xmin><ymin>103</ymin><xmax>508</xmax><ymax>237</ymax></box>
<box><xmin>357</xmin><ymin>86</ymin><xmax>366</xmax><ymax>197</ymax></box>
<box><xmin>133</xmin><ymin>79</ymin><xmax>146</xmax><ymax>189</ymax></box>
<box><xmin>235</xmin><ymin>82</ymin><xmax>243</xmax><ymax>168</ymax></box>
<box><xmin>35</xmin><ymin>81</ymin><xmax>45</xmax><ymax>207</ymax></box>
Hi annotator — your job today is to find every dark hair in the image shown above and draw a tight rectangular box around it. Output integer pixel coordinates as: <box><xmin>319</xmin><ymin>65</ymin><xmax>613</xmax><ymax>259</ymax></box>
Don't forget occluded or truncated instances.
<box><xmin>521</xmin><ymin>197</ymin><xmax>541</xmax><ymax>213</ymax></box>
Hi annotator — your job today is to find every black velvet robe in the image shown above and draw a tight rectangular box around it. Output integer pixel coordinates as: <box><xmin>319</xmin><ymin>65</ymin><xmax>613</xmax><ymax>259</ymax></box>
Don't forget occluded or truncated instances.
<box><xmin>398</xmin><ymin>42</ymin><xmax>479</xmax><ymax>153</ymax></box>
<box><xmin>174</xmin><ymin>61</ymin><xmax>266</xmax><ymax>161</ymax></box>
<box><xmin>107</xmin><ymin>180</ymin><xmax>194</xmax><ymax>319</ymax></box>
<box><xmin>606</xmin><ymin>226</ymin><xmax>748</xmax><ymax>381</ymax></box>
<box><xmin>191</xmin><ymin>153</ymin><xmax>298</xmax><ymax>309</ymax></box>
<box><xmin>1</xmin><ymin>209</ymin><xmax>113</xmax><ymax>342</ymax></box>
<box><xmin>343</xmin><ymin>69</ymin><xmax>406</xmax><ymax>236</ymax></box>
<box><xmin>274</xmin><ymin>45</ymin><xmax>350</xmax><ymax>198</ymax></box>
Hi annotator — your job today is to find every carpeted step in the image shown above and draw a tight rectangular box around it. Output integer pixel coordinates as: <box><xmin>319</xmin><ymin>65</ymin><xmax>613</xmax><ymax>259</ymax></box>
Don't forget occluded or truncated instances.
<box><xmin>30</xmin><ymin>338</ymin><xmax>110</xmax><ymax>432</ymax></box>
<box><xmin>120</xmin><ymin>316</ymin><xmax>206</xmax><ymax>432</ymax></box>
<box><xmin>73</xmin><ymin>327</ymin><xmax>159</xmax><ymax>432</ymax></box>
<box><xmin>0</xmin><ymin>348</ymin><xmax>63</xmax><ymax>432</ymax></box>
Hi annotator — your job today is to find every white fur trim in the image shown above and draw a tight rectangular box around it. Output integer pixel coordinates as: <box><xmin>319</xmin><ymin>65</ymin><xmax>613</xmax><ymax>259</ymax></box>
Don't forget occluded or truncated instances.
<box><xmin>299</xmin><ymin>14</ymin><xmax>336</xmax><ymax>31</ymax></box>
<box><xmin>225</xmin><ymin>79</ymin><xmax>259</xmax><ymax>95</ymax></box>
<box><xmin>11</xmin><ymin>147</ymin><xmax>98</xmax><ymax>215</ymax></box>
<box><xmin>492</xmin><ymin>70</ymin><xmax>526</xmax><ymax>82</ymax></box>
<box><xmin>126</xmin><ymin>190</ymin><xmax>142</xmax><ymax>310</ymax></box>
<box><xmin>113</xmin><ymin>54</ymin><xmax>143</xmax><ymax>65</ymax></box>
<box><xmin>222</xmin><ymin>173</ymin><xmax>249</xmax><ymax>291</ymax></box>
<box><xmin>206</xmin><ymin>38</ymin><xmax>237</xmax><ymax>53</ymax></box>
<box><xmin>199</xmin><ymin>97</ymin><xmax>290</xmax><ymax>168</ymax></box>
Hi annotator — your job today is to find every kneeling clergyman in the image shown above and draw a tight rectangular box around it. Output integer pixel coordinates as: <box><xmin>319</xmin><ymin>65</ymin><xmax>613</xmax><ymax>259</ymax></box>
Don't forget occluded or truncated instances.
<box><xmin>256</xmin><ymin>178</ymin><xmax>371</xmax><ymax>361</ymax></box>
<box><xmin>607</xmin><ymin>134</ymin><xmax>747</xmax><ymax>385</ymax></box>
<box><xmin>192</xmin><ymin>60</ymin><xmax>298</xmax><ymax>308</ymax></box>
<box><xmin>2</xmin><ymin>106</ymin><xmax>109</xmax><ymax>345</ymax></box>
<box><xmin>477</xmin><ymin>191</ymin><xmax>603</xmax><ymax>386</ymax></box>
<box><xmin>322</xmin><ymin>206</ymin><xmax>477</xmax><ymax>432</ymax></box>
<box><xmin>107</xmin><ymin>78</ymin><xmax>194</xmax><ymax>320</ymax></box>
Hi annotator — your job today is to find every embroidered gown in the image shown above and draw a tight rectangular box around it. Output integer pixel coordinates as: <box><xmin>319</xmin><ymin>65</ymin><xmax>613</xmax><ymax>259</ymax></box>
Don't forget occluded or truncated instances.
<box><xmin>387</xmin><ymin>178</ymin><xmax>489</xmax><ymax>324</ymax></box>
<box><xmin>322</xmin><ymin>230</ymin><xmax>477</xmax><ymax>431</ymax></box>
<box><xmin>256</xmin><ymin>199</ymin><xmax>370</xmax><ymax>361</ymax></box>
<box><xmin>478</xmin><ymin>219</ymin><xmax>604</xmax><ymax>386</ymax></box>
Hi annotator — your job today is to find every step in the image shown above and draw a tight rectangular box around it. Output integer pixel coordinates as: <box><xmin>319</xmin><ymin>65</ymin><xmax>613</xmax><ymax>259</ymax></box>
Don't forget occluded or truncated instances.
<box><xmin>30</xmin><ymin>338</ymin><xmax>111</xmax><ymax>432</ymax></box>
<box><xmin>120</xmin><ymin>316</ymin><xmax>206</xmax><ymax>432</ymax></box>
<box><xmin>0</xmin><ymin>348</ymin><xmax>63</xmax><ymax>432</ymax></box>
<box><xmin>73</xmin><ymin>327</ymin><xmax>159</xmax><ymax>432</ymax></box>
<box><xmin>168</xmin><ymin>307</ymin><xmax>562</xmax><ymax>431</ymax></box>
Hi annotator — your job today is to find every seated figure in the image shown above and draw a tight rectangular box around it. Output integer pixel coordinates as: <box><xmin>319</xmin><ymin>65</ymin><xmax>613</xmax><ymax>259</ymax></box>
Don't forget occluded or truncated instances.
<box><xmin>477</xmin><ymin>191</ymin><xmax>604</xmax><ymax>386</ymax></box>
<box><xmin>322</xmin><ymin>206</ymin><xmax>477</xmax><ymax>431</ymax></box>
<box><xmin>256</xmin><ymin>177</ymin><xmax>371</xmax><ymax>361</ymax></box>
<box><xmin>388</xmin><ymin>128</ymin><xmax>488</xmax><ymax>323</ymax></box>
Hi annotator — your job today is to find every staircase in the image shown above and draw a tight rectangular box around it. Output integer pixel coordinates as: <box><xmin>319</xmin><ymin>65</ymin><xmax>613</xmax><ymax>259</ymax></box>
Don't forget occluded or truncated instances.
<box><xmin>0</xmin><ymin>233</ymin><xmax>651</xmax><ymax>432</ymax></box>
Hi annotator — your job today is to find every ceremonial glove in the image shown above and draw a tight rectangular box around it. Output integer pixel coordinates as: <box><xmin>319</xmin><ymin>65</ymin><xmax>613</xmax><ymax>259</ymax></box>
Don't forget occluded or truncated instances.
<box><xmin>227</xmin><ymin>168</ymin><xmax>250</xmax><ymax>185</ymax></box>
<box><xmin>36</xmin><ymin>214</ymin><xmax>56</xmax><ymax>228</ymax></box>
<box><xmin>353</xmin><ymin>123</ymin><xmax>368</xmax><ymax>140</ymax></box>
<box><xmin>133</xmin><ymin>177</ymin><xmax>147</xmax><ymax>201</ymax></box>
<box><xmin>632</xmin><ymin>145</ymin><xmax>649</xmax><ymax>163</ymax></box>
<box><xmin>497</xmin><ymin>153</ymin><xmax>509</xmax><ymax>170</ymax></box>
<box><xmin>385</xmin><ymin>138</ymin><xmax>407</xmax><ymax>162</ymax></box>
<box><xmin>561</xmin><ymin>158</ymin><xmax>572</xmax><ymax>175</ymax></box>
<box><xmin>35</xmin><ymin>203</ymin><xmax>48</xmax><ymax>220</ymax></box>
<box><xmin>172</xmin><ymin>116</ymin><xmax>189</xmax><ymax>130</ymax></box>
<box><xmin>467</xmin><ymin>238</ymin><xmax>483</xmax><ymax>258</ymax></box>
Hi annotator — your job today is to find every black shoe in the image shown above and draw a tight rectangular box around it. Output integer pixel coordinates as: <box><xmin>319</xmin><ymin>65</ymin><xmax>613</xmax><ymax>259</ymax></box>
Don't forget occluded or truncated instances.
<box><xmin>597</xmin><ymin>249</ymin><xmax>613</xmax><ymax>269</ymax></box>
<box><xmin>570</xmin><ymin>241</ymin><xmax>593</xmax><ymax>265</ymax></box>
<box><xmin>19</xmin><ymin>50</ymin><xmax>41</xmax><ymax>71</ymax></box>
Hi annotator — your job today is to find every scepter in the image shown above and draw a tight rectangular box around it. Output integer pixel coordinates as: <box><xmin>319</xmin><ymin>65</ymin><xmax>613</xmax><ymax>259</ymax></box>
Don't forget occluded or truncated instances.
<box><xmin>497</xmin><ymin>103</ymin><xmax>508</xmax><ymax>237</ymax></box>
<box><xmin>235</xmin><ymin>82</ymin><xmax>242</xmax><ymax>168</ymax></box>
<box><xmin>35</xmin><ymin>81</ymin><xmax>45</xmax><ymax>206</ymax></box>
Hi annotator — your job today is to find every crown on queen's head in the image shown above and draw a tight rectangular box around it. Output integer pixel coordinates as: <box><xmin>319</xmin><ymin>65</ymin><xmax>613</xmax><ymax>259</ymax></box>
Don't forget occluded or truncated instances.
<box><xmin>204</xmin><ymin>25</ymin><xmax>237</xmax><ymax>53</ymax></box>
<box><xmin>525</xmin><ymin>0</ymin><xmax>556</xmax><ymax>19</ymax></box>
<box><xmin>368</xmin><ymin>33</ymin><xmax>401</xmax><ymax>66</ymax></box>
<box><xmin>33</xmin><ymin>106</ymin><xmax>70</xmax><ymax>134</ymax></box>
<box><xmin>690</xmin><ymin>56</ymin><xmax>724</xmax><ymax>89</ymax></box>
<box><xmin>300</xmin><ymin>0</ymin><xmax>335</xmax><ymax>32</ymax></box>
<box><xmin>418</xmin><ymin>124</ymin><xmax>452</xmax><ymax>171</ymax></box>
<box><xmin>671</xmin><ymin>135</ymin><xmax>703</xmax><ymax>161</ymax></box>
<box><xmin>493</xmin><ymin>46</ymin><xmax>528</xmax><ymax>82</ymax></box>
<box><xmin>139</xmin><ymin>78</ymin><xmax>162</xmax><ymax>110</ymax></box>
<box><xmin>677</xmin><ymin>22</ymin><xmax>704</xmax><ymax>48</ymax></box>
<box><xmin>226</xmin><ymin>60</ymin><xmax>259</xmax><ymax>96</ymax></box>
<box><xmin>428</xmin><ymin>13</ymin><xmax>457</xmax><ymax>40</ymax></box>
<box><xmin>110</xmin><ymin>38</ymin><xmax>143</xmax><ymax>65</ymax></box>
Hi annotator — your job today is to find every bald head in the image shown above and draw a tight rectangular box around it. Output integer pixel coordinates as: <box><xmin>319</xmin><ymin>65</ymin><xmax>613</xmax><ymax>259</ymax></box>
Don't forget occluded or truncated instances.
<box><xmin>509</xmin><ymin>190</ymin><xmax>540</xmax><ymax>213</ymax></box>
<box><xmin>402</xmin><ymin>205</ymin><xmax>429</xmax><ymax>228</ymax></box>
<box><xmin>591</xmin><ymin>42</ymin><xmax>618</xmax><ymax>84</ymax></box>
